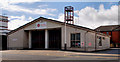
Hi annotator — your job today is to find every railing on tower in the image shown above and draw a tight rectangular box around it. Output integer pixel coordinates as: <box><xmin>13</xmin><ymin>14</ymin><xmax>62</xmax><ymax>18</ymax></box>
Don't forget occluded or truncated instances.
<box><xmin>64</xmin><ymin>6</ymin><xmax>74</xmax><ymax>24</ymax></box>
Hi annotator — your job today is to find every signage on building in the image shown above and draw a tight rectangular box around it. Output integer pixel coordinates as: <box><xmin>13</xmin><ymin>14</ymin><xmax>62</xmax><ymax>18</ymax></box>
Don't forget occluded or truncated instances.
<box><xmin>88</xmin><ymin>42</ymin><xmax>92</xmax><ymax>46</ymax></box>
<box><xmin>81</xmin><ymin>42</ymin><xmax>84</xmax><ymax>46</ymax></box>
<box><xmin>13</xmin><ymin>38</ymin><xmax>17</xmax><ymax>41</ymax></box>
<box><xmin>36</xmin><ymin>22</ymin><xmax>47</xmax><ymax>29</ymax></box>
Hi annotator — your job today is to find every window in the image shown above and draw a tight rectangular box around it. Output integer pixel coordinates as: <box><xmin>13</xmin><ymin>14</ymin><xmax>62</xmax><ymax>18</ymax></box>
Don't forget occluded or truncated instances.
<box><xmin>71</xmin><ymin>34</ymin><xmax>75</xmax><ymax>40</ymax></box>
<box><xmin>71</xmin><ymin>33</ymin><xmax>81</xmax><ymax>48</ymax></box>
<box><xmin>98</xmin><ymin>37</ymin><xmax>102</xmax><ymax>46</ymax></box>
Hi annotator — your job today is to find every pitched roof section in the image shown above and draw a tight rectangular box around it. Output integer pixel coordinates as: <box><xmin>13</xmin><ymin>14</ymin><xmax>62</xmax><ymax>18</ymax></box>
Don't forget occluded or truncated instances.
<box><xmin>8</xmin><ymin>17</ymin><xmax>110</xmax><ymax>37</ymax></box>
<box><xmin>95</xmin><ymin>25</ymin><xmax>120</xmax><ymax>32</ymax></box>
<box><xmin>7</xmin><ymin>17</ymin><xmax>96</xmax><ymax>35</ymax></box>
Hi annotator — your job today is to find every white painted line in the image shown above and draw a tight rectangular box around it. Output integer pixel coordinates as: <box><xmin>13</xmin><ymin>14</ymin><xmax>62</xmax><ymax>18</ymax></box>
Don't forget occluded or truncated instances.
<box><xmin>64</xmin><ymin>51</ymin><xmax>119</xmax><ymax>56</ymax></box>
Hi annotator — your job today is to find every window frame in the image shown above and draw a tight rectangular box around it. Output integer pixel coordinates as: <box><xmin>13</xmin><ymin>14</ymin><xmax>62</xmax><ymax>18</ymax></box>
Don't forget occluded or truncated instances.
<box><xmin>71</xmin><ymin>33</ymin><xmax>81</xmax><ymax>48</ymax></box>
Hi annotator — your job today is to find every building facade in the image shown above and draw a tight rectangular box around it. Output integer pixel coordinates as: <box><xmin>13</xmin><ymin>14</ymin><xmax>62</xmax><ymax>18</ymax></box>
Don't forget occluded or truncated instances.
<box><xmin>0</xmin><ymin>15</ymin><xmax>9</xmax><ymax>35</ymax></box>
<box><xmin>0</xmin><ymin>15</ymin><xmax>10</xmax><ymax>50</ymax></box>
<box><xmin>95</xmin><ymin>25</ymin><xmax>120</xmax><ymax>48</ymax></box>
<box><xmin>7</xmin><ymin>17</ymin><xmax>110</xmax><ymax>51</ymax></box>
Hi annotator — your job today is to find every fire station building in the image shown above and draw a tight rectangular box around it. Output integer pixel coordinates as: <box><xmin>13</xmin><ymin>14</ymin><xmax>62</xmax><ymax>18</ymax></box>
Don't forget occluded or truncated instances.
<box><xmin>7</xmin><ymin>17</ymin><xmax>110</xmax><ymax>51</ymax></box>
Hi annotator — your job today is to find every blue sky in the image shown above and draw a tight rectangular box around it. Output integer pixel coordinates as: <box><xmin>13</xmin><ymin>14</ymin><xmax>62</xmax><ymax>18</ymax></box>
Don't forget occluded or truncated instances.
<box><xmin>0</xmin><ymin>0</ymin><xmax>119</xmax><ymax>30</ymax></box>
<box><xmin>2</xmin><ymin>2</ymin><xmax>118</xmax><ymax>19</ymax></box>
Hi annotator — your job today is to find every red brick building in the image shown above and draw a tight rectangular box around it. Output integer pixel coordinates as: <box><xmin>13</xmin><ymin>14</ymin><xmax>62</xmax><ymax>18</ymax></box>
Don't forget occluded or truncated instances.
<box><xmin>95</xmin><ymin>25</ymin><xmax>120</xmax><ymax>47</ymax></box>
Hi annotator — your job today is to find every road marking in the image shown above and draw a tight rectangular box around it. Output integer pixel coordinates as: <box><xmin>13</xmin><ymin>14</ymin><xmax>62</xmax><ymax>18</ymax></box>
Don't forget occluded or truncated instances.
<box><xmin>24</xmin><ymin>52</ymin><xmax>119</xmax><ymax>59</ymax></box>
<box><xmin>64</xmin><ymin>52</ymin><xmax>119</xmax><ymax>56</ymax></box>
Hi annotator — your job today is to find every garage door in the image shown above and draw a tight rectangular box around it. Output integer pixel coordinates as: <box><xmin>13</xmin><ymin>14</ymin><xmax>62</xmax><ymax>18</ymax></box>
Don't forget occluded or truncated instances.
<box><xmin>48</xmin><ymin>28</ymin><xmax>61</xmax><ymax>49</ymax></box>
<box><xmin>32</xmin><ymin>30</ymin><xmax>45</xmax><ymax>49</ymax></box>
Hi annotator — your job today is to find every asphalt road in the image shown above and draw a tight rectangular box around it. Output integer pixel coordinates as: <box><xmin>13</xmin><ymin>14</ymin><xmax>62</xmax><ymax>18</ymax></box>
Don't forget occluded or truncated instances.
<box><xmin>93</xmin><ymin>48</ymin><xmax>120</xmax><ymax>54</ymax></box>
<box><xmin>0</xmin><ymin>48</ymin><xmax>120</xmax><ymax>62</ymax></box>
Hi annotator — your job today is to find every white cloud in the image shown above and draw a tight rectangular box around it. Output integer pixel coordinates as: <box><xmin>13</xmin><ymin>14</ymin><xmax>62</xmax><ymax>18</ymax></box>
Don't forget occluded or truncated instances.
<box><xmin>33</xmin><ymin>8</ymin><xmax>57</xmax><ymax>16</ymax></box>
<box><xmin>8</xmin><ymin>15</ymin><xmax>32</xmax><ymax>30</ymax></box>
<box><xmin>28</xmin><ymin>17</ymin><xmax>33</xmax><ymax>21</ymax></box>
<box><xmin>1</xmin><ymin>0</ymin><xmax>41</xmax><ymax>4</ymax></box>
<box><xmin>50</xmin><ymin>4</ymin><xmax>118</xmax><ymax>29</ymax></box>
<box><xmin>0</xmin><ymin>0</ymin><xmax>57</xmax><ymax>16</ymax></box>
<box><xmin>38</xmin><ymin>4</ymin><xmax>48</xmax><ymax>8</ymax></box>
<box><xmin>74</xmin><ymin>4</ymin><xmax>118</xmax><ymax>29</ymax></box>
<box><xmin>5</xmin><ymin>3</ymin><xmax>118</xmax><ymax>30</ymax></box>
<box><xmin>48</xmin><ymin>13</ymin><xmax>64</xmax><ymax>22</ymax></box>
<box><xmin>57</xmin><ymin>13</ymin><xmax>64</xmax><ymax>22</ymax></box>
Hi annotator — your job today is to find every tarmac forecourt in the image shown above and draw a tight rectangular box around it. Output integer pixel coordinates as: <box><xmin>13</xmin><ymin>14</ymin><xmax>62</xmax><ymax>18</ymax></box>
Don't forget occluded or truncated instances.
<box><xmin>1</xmin><ymin>50</ymin><xmax>119</xmax><ymax>60</ymax></box>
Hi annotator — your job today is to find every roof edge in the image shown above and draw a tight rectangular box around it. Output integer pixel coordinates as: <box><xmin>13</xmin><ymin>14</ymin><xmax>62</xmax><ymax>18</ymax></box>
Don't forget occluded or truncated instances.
<box><xmin>7</xmin><ymin>17</ymin><xmax>110</xmax><ymax>37</ymax></box>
